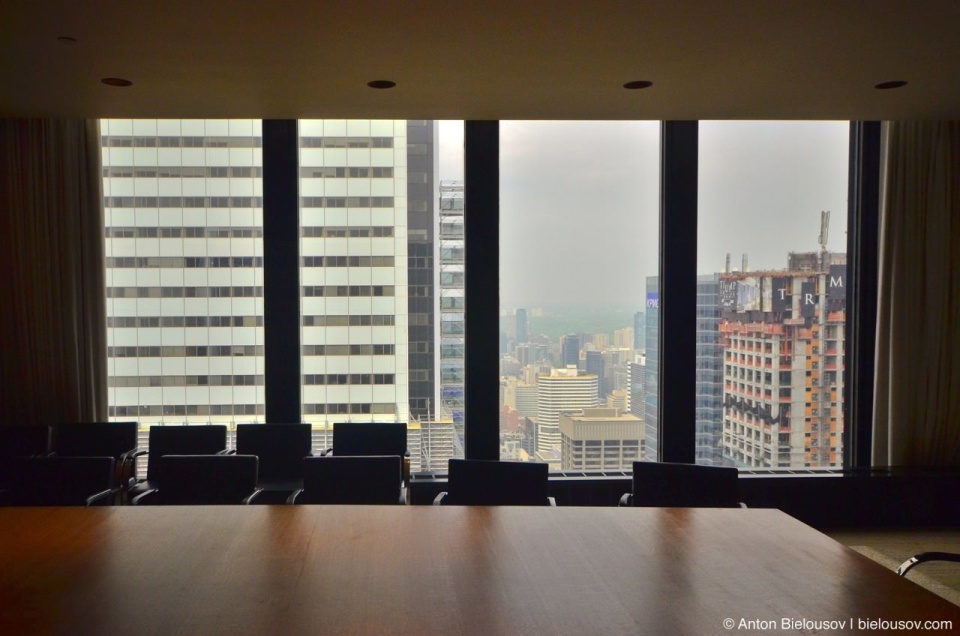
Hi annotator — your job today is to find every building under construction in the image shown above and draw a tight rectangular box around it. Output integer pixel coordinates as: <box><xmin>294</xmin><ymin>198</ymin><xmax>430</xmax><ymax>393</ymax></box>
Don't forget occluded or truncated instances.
<box><xmin>719</xmin><ymin>252</ymin><xmax>846</xmax><ymax>468</ymax></box>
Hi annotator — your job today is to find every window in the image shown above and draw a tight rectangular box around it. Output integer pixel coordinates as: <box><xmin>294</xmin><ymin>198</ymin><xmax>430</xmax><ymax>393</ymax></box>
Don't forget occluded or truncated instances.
<box><xmin>100</xmin><ymin>118</ymin><xmax>861</xmax><ymax>481</ymax></box>
<box><xmin>499</xmin><ymin>122</ymin><xmax>659</xmax><ymax>468</ymax></box>
<box><xmin>698</xmin><ymin>122</ymin><xmax>849</xmax><ymax>469</ymax></box>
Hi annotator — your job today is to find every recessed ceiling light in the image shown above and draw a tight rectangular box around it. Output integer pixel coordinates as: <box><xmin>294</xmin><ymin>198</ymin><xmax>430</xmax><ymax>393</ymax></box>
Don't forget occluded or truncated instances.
<box><xmin>57</xmin><ymin>36</ymin><xmax>77</xmax><ymax>45</ymax></box>
<box><xmin>367</xmin><ymin>80</ymin><xmax>396</xmax><ymax>89</ymax></box>
<box><xmin>875</xmin><ymin>80</ymin><xmax>908</xmax><ymax>90</ymax></box>
<box><xmin>623</xmin><ymin>80</ymin><xmax>653</xmax><ymax>90</ymax></box>
<box><xmin>101</xmin><ymin>77</ymin><xmax>133</xmax><ymax>87</ymax></box>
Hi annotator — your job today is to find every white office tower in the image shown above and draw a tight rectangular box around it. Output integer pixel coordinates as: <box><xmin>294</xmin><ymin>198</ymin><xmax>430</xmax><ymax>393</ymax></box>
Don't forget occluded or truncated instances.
<box><xmin>438</xmin><ymin>181</ymin><xmax>465</xmax><ymax>439</ymax></box>
<box><xmin>536</xmin><ymin>367</ymin><xmax>598</xmax><ymax>454</ymax></box>
<box><xmin>103</xmin><ymin>119</ymin><xmax>415</xmax><ymax>428</ymax></box>
<box><xmin>299</xmin><ymin>120</ymin><xmax>410</xmax><ymax>426</ymax></box>
<box><xmin>103</xmin><ymin>119</ymin><xmax>266</xmax><ymax>423</ymax></box>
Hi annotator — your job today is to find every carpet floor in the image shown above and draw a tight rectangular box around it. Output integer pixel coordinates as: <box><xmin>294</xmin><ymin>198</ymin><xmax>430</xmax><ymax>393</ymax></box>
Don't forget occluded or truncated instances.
<box><xmin>827</xmin><ymin>529</ymin><xmax>960</xmax><ymax>607</ymax></box>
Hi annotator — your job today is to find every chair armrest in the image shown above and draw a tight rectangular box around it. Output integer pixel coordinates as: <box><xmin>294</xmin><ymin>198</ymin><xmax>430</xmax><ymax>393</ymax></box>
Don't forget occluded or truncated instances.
<box><xmin>618</xmin><ymin>493</ymin><xmax>633</xmax><ymax>507</ymax></box>
<box><xmin>320</xmin><ymin>447</ymin><xmax>332</xmax><ymax>456</ymax></box>
<box><xmin>547</xmin><ymin>497</ymin><xmax>557</xmax><ymax>507</ymax></box>
<box><xmin>432</xmin><ymin>492</ymin><xmax>448</xmax><ymax>506</ymax></box>
<box><xmin>85</xmin><ymin>487</ymin><xmax>120</xmax><ymax>506</ymax></box>
<box><xmin>242</xmin><ymin>488</ymin><xmax>265</xmax><ymax>505</ymax></box>
<box><xmin>120</xmin><ymin>448</ymin><xmax>147</xmax><ymax>462</ymax></box>
<box><xmin>739</xmin><ymin>502</ymin><xmax>748</xmax><ymax>509</ymax></box>
<box><xmin>897</xmin><ymin>552</ymin><xmax>960</xmax><ymax>577</ymax></box>
<box><xmin>286</xmin><ymin>489</ymin><xmax>303</xmax><ymax>505</ymax></box>
<box><xmin>119</xmin><ymin>449</ymin><xmax>147</xmax><ymax>493</ymax></box>
<box><xmin>130</xmin><ymin>488</ymin><xmax>159</xmax><ymax>505</ymax></box>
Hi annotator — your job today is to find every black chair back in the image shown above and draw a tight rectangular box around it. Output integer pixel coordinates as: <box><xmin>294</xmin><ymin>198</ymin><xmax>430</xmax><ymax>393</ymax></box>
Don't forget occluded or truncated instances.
<box><xmin>445</xmin><ymin>459</ymin><xmax>550</xmax><ymax>506</ymax></box>
<box><xmin>9</xmin><ymin>456</ymin><xmax>115</xmax><ymax>506</ymax></box>
<box><xmin>630</xmin><ymin>461</ymin><xmax>741</xmax><ymax>507</ymax></box>
<box><xmin>297</xmin><ymin>455</ymin><xmax>402</xmax><ymax>505</ymax></box>
<box><xmin>52</xmin><ymin>422</ymin><xmax>138</xmax><ymax>459</ymax></box>
<box><xmin>332</xmin><ymin>422</ymin><xmax>407</xmax><ymax>457</ymax></box>
<box><xmin>0</xmin><ymin>426</ymin><xmax>51</xmax><ymax>459</ymax></box>
<box><xmin>0</xmin><ymin>426</ymin><xmax>52</xmax><ymax>493</ymax></box>
<box><xmin>156</xmin><ymin>455</ymin><xmax>259</xmax><ymax>505</ymax></box>
<box><xmin>236</xmin><ymin>424</ymin><xmax>312</xmax><ymax>483</ymax></box>
<box><xmin>146</xmin><ymin>425</ymin><xmax>227</xmax><ymax>481</ymax></box>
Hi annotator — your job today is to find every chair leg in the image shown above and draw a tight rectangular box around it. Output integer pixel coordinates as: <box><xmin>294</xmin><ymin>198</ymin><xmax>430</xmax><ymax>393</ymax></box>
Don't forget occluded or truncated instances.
<box><xmin>897</xmin><ymin>552</ymin><xmax>960</xmax><ymax>577</ymax></box>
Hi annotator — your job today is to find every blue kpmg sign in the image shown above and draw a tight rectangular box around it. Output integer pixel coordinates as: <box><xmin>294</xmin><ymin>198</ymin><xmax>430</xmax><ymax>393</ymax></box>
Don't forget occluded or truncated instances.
<box><xmin>646</xmin><ymin>293</ymin><xmax>659</xmax><ymax>309</ymax></box>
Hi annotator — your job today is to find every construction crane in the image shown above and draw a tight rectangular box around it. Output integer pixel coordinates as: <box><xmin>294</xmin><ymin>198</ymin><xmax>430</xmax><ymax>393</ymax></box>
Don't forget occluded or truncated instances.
<box><xmin>818</xmin><ymin>210</ymin><xmax>830</xmax><ymax>269</ymax></box>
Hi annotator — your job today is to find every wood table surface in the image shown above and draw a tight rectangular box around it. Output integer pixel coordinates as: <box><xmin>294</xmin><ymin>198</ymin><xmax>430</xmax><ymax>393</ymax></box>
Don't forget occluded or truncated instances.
<box><xmin>1</xmin><ymin>506</ymin><xmax>958</xmax><ymax>635</ymax></box>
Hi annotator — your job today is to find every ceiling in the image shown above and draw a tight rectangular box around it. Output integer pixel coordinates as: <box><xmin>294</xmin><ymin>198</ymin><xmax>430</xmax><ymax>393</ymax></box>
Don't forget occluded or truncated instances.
<box><xmin>2</xmin><ymin>1</ymin><xmax>959</xmax><ymax>120</ymax></box>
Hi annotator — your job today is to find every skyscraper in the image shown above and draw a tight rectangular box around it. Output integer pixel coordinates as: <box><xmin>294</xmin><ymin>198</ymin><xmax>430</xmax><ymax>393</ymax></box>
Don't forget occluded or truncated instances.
<box><xmin>536</xmin><ymin>367</ymin><xmax>598</xmax><ymax>454</ymax></box>
<box><xmin>695</xmin><ymin>274</ymin><xmax>724</xmax><ymax>465</ymax></box>
<box><xmin>633</xmin><ymin>311</ymin><xmax>644</xmax><ymax>350</ymax></box>
<box><xmin>515</xmin><ymin>308</ymin><xmax>529</xmax><ymax>345</ymax></box>
<box><xmin>585</xmin><ymin>350</ymin><xmax>605</xmax><ymax>401</ymax></box>
<box><xmin>438</xmin><ymin>181</ymin><xmax>465</xmax><ymax>440</ymax></box>
<box><xmin>299</xmin><ymin>119</ymin><xmax>417</xmax><ymax>426</ymax></box>
<box><xmin>103</xmin><ymin>119</ymin><xmax>266</xmax><ymax>423</ymax></box>
<box><xmin>405</xmin><ymin>121</ymin><xmax>438</xmax><ymax>420</ymax></box>
<box><xmin>643</xmin><ymin>277</ymin><xmax>659</xmax><ymax>461</ymax></box>
<box><xmin>103</xmin><ymin>119</ymin><xmax>437</xmax><ymax>433</ymax></box>
<box><xmin>719</xmin><ymin>254</ymin><xmax>846</xmax><ymax>468</ymax></box>
<box><xmin>627</xmin><ymin>356</ymin><xmax>645</xmax><ymax>417</ymax></box>
<box><xmin>560</xmin><ymin>333</ymin><xmax>580</xmax><ymax>368</ymax></box>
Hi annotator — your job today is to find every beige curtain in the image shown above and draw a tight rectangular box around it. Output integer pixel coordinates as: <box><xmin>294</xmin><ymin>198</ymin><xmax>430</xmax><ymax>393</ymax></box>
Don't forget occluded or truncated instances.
<box><xmin>873</xmin><ymin>121</ymin><xmax>960</xmax><ymax>467</ymax></box>
<box><xmin>0</xmin><ymin>119</ymin><xmax>107</xmax><ymax>425</ymax></box>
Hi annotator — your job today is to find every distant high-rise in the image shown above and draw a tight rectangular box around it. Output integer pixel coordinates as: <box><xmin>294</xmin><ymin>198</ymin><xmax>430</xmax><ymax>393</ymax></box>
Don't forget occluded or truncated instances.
<box><xmin>560</xmin><ymin>333</ymin><xmax>580</xmax><ymax>368</ymax></box>
<box><xmin>438</xmin><ymin>181</ymin><xmax>465</xmax><ymax>438</ymax></box>
<box><xmin>696</xmin><ymin>274</ymin><xmax>723</xmax><ymax>466</ymax></box>
<box><xmin>643</xmin><ymin>277</ymin><xmax>659</xmax><ymax>461</ymax></box>
<box><xmin>515</xmin><ymin>308</ymin><xmax>529</xmax><ymax>345</ymax></box>
<box><xmin>559</xmin><ymin>407</ymin><xmax>643</xmax><ymax>471</ymax></box>
<box><xmin>633</xmin><ymin>311</ymin><xmax>644</xmax><ymax>350</ymax></box>
<box><xmin>585</xmin><ymin>350</ymin><xmax>605</xmax><ymax>401</ymax></box>
<box><xmin>613</xmin><ymin>327</ymin><xmax>634</xmax><ymax>350</ymax></box>
<box><xmin>536</xmin><ymin>367</ymin><xmax>598</xmax><ymax>453</ymax></box>
<box><xmin>627</xmin><ymin>356</ymin><xmax>645</xmax><ymax>417</ymax></box>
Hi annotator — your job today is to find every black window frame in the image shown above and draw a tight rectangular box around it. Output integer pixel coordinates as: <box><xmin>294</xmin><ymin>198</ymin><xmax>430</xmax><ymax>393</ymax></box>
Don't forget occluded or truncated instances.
<box><xmin>259</xmin><ymin>119</ymin><xmax>878</xmax><ymax>470</ymax></box>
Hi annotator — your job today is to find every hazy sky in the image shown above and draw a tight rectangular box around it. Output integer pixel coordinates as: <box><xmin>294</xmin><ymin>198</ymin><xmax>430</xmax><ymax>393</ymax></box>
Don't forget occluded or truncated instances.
<box><xmin>438</xmin><ymin>120</ymin><xmax>849</xmax><ymax>310</ymax></box>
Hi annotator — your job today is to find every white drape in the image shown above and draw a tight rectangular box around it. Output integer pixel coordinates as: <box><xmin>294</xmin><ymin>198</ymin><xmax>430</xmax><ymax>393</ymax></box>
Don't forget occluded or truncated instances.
<box><xmin>873</xmin><ymin>121</ymin><xmax>960</xmax><ymax>467</ymax></box>
<box><xmin>0</xmin><ymin>119</ymin><xmax>107</xmax><ymax>425</ymax></box>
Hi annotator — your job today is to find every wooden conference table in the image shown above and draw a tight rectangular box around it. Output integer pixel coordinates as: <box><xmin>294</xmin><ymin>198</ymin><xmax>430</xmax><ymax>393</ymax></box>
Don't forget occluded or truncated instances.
<box><xmin>2</xmin><ymin>506</ymin><xmax>959</xmax><ymax>635</ymax></box>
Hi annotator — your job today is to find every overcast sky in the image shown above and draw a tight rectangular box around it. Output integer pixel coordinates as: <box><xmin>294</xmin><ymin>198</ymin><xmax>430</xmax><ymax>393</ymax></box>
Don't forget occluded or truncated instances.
<box><xmin>438</xmin><ymin>120</ymin><xmax>849</xmax><ymax>310</ymax></box>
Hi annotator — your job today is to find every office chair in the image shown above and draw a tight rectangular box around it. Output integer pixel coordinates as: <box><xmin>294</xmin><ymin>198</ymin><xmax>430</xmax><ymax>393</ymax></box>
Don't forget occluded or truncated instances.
<box><xmin>7</xmin><ymin>456</ymin><xmax>118</xmax><ymax>506</ymax></box>
<box><xmin>0</xmin><ymin>426</ymin><xmax>52</xmax><ymax>499</ymax></box>
<box><xmin>0</xmin><ymin>425</ymin><xmax>51</xmax><ymax>458</ymax></box>
<box><xmin>289</xmin><ymin>455</ymin><xmax>404</xmax><ymax>505</ymax></box>
<box><xmin>235</xmin><ymin>423</ymin><xmax>312</xmax><ymax>494</ymax></box>
<box><xmin>51</xmin><ymin>422</ymin><xmax>140</xmax><ymax>503</ymax></box>
<box><xmin>146</xmin><ymin>454</ymin><xmax>262</xmax><ymax>505</ymax></box>
<box><xmin>619</xmin><ymin>461</ymin><xmax>743</xmax><ymax>507</ymax></box>
<box><xmin>129</xmin><ymin>425</ymin><xmax>228</xmax><ymax>504</ymax></box>
<box><xmin>323</xmin><ymin>422</ymin><xmax>410</xmax><ymax>483</ymax></box>
<box><xmin>433</xmin><ymin>459</ymin><xmax>555</xmax><ymax>506</ymax></box>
